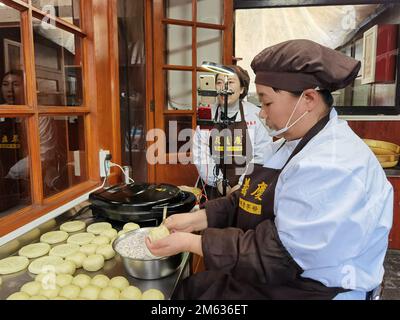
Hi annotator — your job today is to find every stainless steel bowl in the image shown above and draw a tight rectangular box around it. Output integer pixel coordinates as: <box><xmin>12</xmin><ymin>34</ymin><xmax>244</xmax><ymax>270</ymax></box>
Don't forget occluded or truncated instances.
<box><xmin>112</xmin><ymin>227</ymin><xmax>183</xmax><ymax>280</ymax></box>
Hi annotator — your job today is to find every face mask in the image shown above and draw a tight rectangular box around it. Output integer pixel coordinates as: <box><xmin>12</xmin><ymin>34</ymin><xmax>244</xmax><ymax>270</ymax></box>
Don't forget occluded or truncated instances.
<box><xmin>258</xmin><ymin>92</ymin><xmax>308</xmax><ymax>137</ymax></box>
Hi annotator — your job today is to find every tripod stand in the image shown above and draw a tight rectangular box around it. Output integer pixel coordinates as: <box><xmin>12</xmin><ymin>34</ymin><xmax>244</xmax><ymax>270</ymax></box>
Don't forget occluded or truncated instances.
<box><xmin>200</xmin><ymin>62</ymin><xmax>236</xmax><ymax>197</ymax></box>
<box><xmin>216</xmin><ymin>75</ymin><xmax>234</xmax><ymax>196</ymax></box>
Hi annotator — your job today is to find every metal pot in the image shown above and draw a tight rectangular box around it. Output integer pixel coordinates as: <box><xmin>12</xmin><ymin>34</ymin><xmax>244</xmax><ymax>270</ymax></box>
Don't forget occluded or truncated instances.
<box><xmin>112</xmin><ymin>227</ymin><xmax>183</xmax><ymax>280</ymax></box>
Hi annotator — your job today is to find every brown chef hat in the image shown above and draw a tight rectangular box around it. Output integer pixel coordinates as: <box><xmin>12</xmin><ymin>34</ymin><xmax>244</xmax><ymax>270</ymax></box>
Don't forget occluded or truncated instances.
<box><xmin>251</xmin><ymin>39</ymin><xmax>361</xmax><ymax>92</ymax></box>
<box><xmin>218</xmin><ymin>65</ymin><xmax>250</xmax><ymax>99</ymax></box>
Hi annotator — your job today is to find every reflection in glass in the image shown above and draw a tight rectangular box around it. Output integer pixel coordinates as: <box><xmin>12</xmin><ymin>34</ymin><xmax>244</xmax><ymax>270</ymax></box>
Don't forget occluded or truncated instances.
<box><xmin>0</xmin><ymin>5</ymin><xmax>25</xmax><ymax>105</ymax></box>
<box><xmin>40</xmin><ymin>116</ymin><xmax>87</xmax><ymax>198</ymax></box>
<box><xmin>236</xmin><ymin>4</ymin><xmax>399</xmax><ymax>109</ymax></box>
<box><xmin>372</xmin><ymin>84</ymin><xmax>396</xmax><ymax>107</ymax></box>
<box><xmin>166</xmin><ymin>24</ymin><xmax>192</xmax><ymax>66</ymax></box>
<box><xmin>352</xmin><ymin>79</ymin><xmax>371</xmax><ymax>107</ymax></box>
<box><xmin>32</xmin><ymin>0</ymin><xmax>81</xmax><ymax>27</ymax></box>
<box><xmin>1</xmin><ymin>70</ymin><xmax>25</xmax><ymax>105</ymax></box>
<box><xmin>0</xmin><ymin>118</ymin><xmax>31</xmax><ymax>216</ymax></box>
<box><xmin>354</xmin><ymin>39</ymin><xmax>363</xmax><ymax>77</ymax></box>
<box><xmin>117</xmin><ymin>0</ymin><xmax>148</xmax><ymax>183</ymax></box>
<box><xmin>166</xmin><ymin>70</ymin><xmax>192</xmax><ymax>110</ymax></box>
<box><xmin>165</xmin><ymin>115</ymin><xmax>192</xmax><ymax>154</ymax></box>
<box><xmin>165</xmin><ymin>0</ymin><xmax>192</xmax><ymax>21</ymax></box>
<box><xmin>197</xmin><ymin>28</ymin><xmax>222</xmax><ymax>67</ymax></box>
<box><xmin>197</xmin><ymin>0</ymin><xmax>224</xmax><ymax>24</ymax></box>
<box><xmin>33</xmin><ymin>18</ymin><xmax>83</xmax><ymax>106</ymax></box>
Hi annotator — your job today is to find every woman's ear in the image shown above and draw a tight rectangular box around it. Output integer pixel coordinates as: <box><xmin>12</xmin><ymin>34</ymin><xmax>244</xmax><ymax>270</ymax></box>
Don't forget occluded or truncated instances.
<box><xmin>303</xmin><ymin>89</ymin><xmax>319</xmax><ymax>111</ymax></box>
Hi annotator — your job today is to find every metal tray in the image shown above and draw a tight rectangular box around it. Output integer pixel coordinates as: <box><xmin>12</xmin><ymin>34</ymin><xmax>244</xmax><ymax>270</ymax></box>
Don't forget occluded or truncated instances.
<box><xmin>0</xmin><ymin>203</ymin><xmax>190</xmax><ymax>300</ymax></box>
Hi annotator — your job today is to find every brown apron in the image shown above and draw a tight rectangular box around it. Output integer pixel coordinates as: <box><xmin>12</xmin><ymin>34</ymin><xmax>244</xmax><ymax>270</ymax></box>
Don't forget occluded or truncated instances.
<box><xmin>209</xmin><ymin>101</ymin><xmax>253</xmax><ymax>188</ymax></box>
<box><xmin>174</xmin><ymin>112</ymin><xmax>349</xmax><ymax>300</ymax></box>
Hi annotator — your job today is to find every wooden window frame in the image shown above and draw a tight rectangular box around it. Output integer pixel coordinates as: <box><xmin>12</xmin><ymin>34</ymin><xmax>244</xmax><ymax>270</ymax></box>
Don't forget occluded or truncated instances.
<box><xmin>154</xmin><ymin>0</ymin><xmax>233</xmax><ymax>123</ymax></box>
<box><xmin>0</xmin><ymin>0</ymin><xmax>107</xmax><ymax>236</ymax></box>
<box><xmin>150</xmin><ymin>0</ymin><xmax>233</xmax><ymax>184</ymax></box>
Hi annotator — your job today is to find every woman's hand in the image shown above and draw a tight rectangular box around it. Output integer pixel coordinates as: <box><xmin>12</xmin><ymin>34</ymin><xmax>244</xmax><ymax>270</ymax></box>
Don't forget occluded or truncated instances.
<box><xmin>164</xmin><ymin>209</ymin><xmax>207</xmax><ymax>233</ymax></box>
<box><xmin>145</xmin><ymin>232</ymin><xmax>203</xmax><ymax>257</ymax></box>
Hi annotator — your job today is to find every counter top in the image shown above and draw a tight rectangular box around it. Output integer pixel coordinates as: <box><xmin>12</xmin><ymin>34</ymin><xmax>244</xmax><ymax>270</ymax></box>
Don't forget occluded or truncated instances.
<box><xmin>0</xmin><ymin>204</ymin><xmax>190</xmax><ymax>300</ymax></box>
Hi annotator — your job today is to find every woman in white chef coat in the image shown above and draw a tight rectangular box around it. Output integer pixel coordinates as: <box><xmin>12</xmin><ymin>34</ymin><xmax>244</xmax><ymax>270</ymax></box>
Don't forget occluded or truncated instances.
<box><xmin>146</xmin><ymin>39</ymin><xmax>393</xmax><ymax>300</ymax></box>
<box><xmin>193</xmin><ymin>65</ymin><xmax>271</xmax><ymax>200</ymax></box>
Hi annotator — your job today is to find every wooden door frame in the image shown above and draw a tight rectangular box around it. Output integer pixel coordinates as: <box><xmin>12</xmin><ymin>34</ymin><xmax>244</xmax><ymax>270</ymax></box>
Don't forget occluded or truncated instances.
<box><xmin>147</xmin><ymin>0</ymin><xmax>234</xmax><ymax>185</ymax></box>
<box><xmin>145</xmin><ymin>0</ymin><xmax>156</xmax><ymax>183</ymax></box>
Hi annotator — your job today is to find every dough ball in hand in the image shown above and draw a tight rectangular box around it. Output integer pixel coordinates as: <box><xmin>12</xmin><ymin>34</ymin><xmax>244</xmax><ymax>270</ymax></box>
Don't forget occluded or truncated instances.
<box><xmin>148</xmin><ymin>225</ymin><xmax>170</xmax><ymax>242</ymax></box>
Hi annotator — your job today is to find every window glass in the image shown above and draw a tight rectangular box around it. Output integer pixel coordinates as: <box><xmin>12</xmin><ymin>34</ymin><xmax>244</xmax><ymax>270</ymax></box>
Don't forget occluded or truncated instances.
<box><xmin>197</xmin><ymin>0</ymin><xmax>224</xmax><ymax>24</ymax></box>
<box><xmin>166</xmin><ymin>70</ymin><xmax>192</xmax><ymax>110</ymax></box>
<box><xmin>165</xmin><ymin>0</ymin><xmax>192</xmax><ymax>21</ymax></box>
<box><xmin>0</xmin><ymin>117</ymin><xmax>31</xmax><ymax>217</ymax></box>
<box><xmin>197</xmin><ymin>28</ymin><xmax>222</xmax><ymax>67</ymax></box>
<box><xmin>166</xmin><ymin>24</ymin><xmax>192</xmax><ymax>66</ymax></box>
<box><xmin>40</xmin><ymin>115</ymin><xmax>87</xmax><ymax>198</ymax></box>
<box><xmin>0</xmin><ymin>5</ymin><xmax>26</xmax><ymax>105</ymax></box>
<box><xmin>32</xmin><ymin>0</ymin><xmax>81</xmax><ymax>27</ymax></box>
<box><xmin>165</xmin><ymin>115</ymin><xmax>192</xmax><ymax>153</ymax></box>
<box><xmin>33</xmin><ymin>18</ymin><xmax>83</xmax><ymax>106</ymax></box>
<box><xmin>236</xmin><ymin>4</ymin><xmax>399</xmax><ymax>111</ymax></box>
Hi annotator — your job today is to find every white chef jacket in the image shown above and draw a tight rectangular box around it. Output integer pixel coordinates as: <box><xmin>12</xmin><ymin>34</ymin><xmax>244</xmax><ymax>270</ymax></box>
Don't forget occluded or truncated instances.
<box><xmin>264</xmin><ymin>108</ymin><xmax>393</xmax><ymax>300</ymax></box>
<box><xmin>192</xmin><ymin>100</ymin><xmax>272</xmax><ymax>187</ymax></box>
